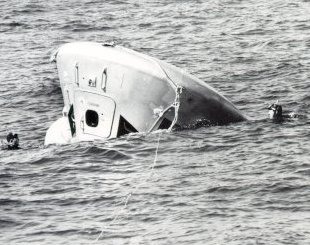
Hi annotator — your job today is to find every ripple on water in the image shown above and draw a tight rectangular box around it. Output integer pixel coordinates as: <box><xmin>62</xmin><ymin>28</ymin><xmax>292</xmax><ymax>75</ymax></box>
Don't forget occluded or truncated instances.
<box><xmin>1</xmin><ymin>0</ymin><xmax>310</xmax><ymax>244</ymax></box>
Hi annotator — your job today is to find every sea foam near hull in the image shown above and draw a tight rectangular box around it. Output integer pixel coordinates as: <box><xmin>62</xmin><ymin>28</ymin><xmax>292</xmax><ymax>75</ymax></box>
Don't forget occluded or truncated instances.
<box><xmin>45</xmin><ymin>42</ymin><xmax>247</xmax><ymax>145</ymax></box>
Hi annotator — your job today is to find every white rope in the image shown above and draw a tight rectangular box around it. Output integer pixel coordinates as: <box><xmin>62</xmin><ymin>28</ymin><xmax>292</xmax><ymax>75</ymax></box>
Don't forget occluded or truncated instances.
<box><xmin>168</xmin><ymin>86</ymin><xmax>183</xmax><ymax>132</ymax></box>
<box><xmin>94</xmin><ymin>131</ymin><xmax>162</xmax><ymax>242</ymax></box>
<box><xmin>94</xmin><ymin>61</ymin><xmax>180</xmax><ymax>242</ymax></box>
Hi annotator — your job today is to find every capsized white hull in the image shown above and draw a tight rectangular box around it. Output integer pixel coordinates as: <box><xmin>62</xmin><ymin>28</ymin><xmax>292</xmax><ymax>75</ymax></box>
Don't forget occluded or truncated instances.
<box><xmin>45</xmin><ymin>42</ymin><xmax>247</xmax><ymax>145</ymax></box>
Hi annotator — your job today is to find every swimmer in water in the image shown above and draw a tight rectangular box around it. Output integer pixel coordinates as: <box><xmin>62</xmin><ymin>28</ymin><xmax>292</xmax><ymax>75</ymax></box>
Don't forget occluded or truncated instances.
<box><xmin>267</xmin><ymin>101</ymin><xmax>305</xmax><ymax>120</ymax></box>
<box><xmin>268</xmin><ymin>102</ymin><xmax>283</xmax><ymax>120</ymax></box>
<box><xmin>2</xmin><ymin>132</ymin><xmax>20</xmax><ymax>150</ymax></box>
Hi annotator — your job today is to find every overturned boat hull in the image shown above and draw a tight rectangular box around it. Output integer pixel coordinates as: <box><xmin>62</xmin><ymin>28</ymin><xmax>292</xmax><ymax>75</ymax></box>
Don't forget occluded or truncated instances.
<box><xmin>45</xmin><ymin>42</ymin><xmax>246</xmax><ymax>145</ymax></box>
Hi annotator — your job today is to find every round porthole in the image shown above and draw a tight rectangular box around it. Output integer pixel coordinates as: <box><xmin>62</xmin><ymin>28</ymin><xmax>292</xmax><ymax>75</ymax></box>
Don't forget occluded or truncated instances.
<box><xmin>86</xmin><ymin>110</ymin><xmax>99</xmax><ymax>127</ymax></box>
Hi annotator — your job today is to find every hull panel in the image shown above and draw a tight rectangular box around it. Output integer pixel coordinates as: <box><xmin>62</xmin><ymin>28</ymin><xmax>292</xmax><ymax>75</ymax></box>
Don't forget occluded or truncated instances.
<box><xmin>45</xmin><ymin>42</ymin><xmax>247</xmax><ymax>145</ymax></box>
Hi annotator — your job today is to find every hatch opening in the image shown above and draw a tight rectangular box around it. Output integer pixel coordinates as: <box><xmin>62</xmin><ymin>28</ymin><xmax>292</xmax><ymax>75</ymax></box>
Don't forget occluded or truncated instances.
<box><xmin>158</xmin><ymin>118</ymin><xmax>173</xmax><ymax>130</ymax></box>
<box><xmin>86</xmin><ymin>110</ymin><xmax>99</xmax><ymax>127</ymax></box>
<box><xmin>117</xmin><ymin>116</ymin><xmax>138</xmax><ymax>137</ymax></box>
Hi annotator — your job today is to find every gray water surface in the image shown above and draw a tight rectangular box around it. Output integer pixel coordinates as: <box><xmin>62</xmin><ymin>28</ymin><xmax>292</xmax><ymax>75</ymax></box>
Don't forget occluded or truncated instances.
<box><xmin>1</xmin><ymin>0</ymin><xmax>310</xmax><ymax>244</ymax></box>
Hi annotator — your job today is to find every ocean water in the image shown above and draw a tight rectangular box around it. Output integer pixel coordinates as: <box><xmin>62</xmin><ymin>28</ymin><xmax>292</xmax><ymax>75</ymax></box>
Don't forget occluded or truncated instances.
<box><xmin>1</xmin><ymin>0</ymin><xmax>310</xmax><ymax>244</ymax></box>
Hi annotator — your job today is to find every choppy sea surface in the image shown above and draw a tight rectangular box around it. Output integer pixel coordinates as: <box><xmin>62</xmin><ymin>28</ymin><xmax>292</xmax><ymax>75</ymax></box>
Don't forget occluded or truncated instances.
<box><xmin>1</xmin><ymin>0</ymin><xmax>310</xmax><ymax>244</ymax></box>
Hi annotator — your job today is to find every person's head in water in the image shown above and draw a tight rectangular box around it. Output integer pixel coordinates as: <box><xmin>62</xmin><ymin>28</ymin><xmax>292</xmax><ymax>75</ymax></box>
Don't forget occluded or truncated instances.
<box><xmin>6</xmin><ymin>132</ymin><xmax>19</xmax><ymax>149</ymax></box>
<box><xmin>268</xmin><ymin>103</ymin><xmax>283</xmax><ymax>119</ymax></box>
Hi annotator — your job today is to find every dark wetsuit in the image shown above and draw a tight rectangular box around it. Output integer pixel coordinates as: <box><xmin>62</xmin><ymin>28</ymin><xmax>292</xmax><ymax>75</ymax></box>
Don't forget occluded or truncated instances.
<box><xmin>4</xmin><ymin>133</ymin><xmax>20</xmax><ymax>150</ymax></box>
<box><xmin>268</xmin><ymin>103</ymin><xmax>307</xmax><ymax>121</ymax></box>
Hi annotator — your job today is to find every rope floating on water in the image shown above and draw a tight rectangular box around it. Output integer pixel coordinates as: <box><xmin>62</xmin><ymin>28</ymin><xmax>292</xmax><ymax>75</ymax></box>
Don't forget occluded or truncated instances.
<box><xmin>94</xmin><ymin>131</ymin><xmax>162</xmax><ymax>242</ymax></box>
